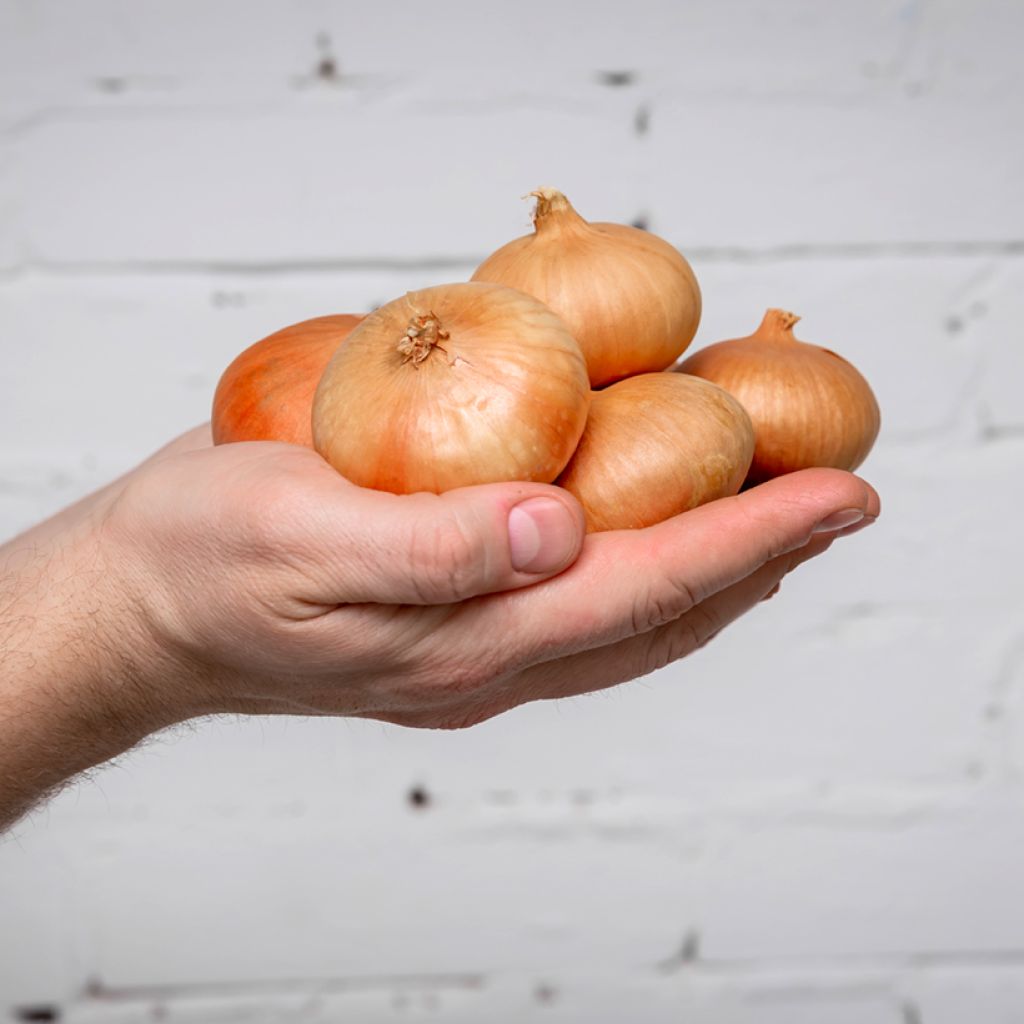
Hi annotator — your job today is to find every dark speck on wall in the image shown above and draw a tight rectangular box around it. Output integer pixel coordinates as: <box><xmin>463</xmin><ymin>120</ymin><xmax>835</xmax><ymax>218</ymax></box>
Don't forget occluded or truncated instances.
<box><xmin>13</xmin><ymin>1008</ymin><xmax>61</xmax><ymax>1023</ymax></box>
<box><xmin>407</xmin><ymin>784</ymin><xmax>431</xmax><ymax>809</ymax></box>
<box><xmin>596</xmin><ymin>70</ymin><xmax>635</xmax><ymax>87</ymax></box>
<box><xmin>211</xmin><ymin>290</ymin><xmax>246</xmax><ymax>308</ymax></box>
<box><xmin>533</xmin><ymin>982</ymin><xmax>559</xmax><ymax>1005</ymax></box>
<box><xmin>95</xmin><ymin>76</ymin><xmax>126</xmax><ymax>94</ymax></box>
<box><xmin>901</xmin><ymin>1000</ymin><xmax>924</xmax><ymax>1024</ymax></box>
<box><xmin>310</xmin><ymin>31</ymin><xmax>341</xmax><ymax>84</ymax></box>
<box><xmin>657</xmin><ymin>929</ymin><xmax>701</xmax><ymax>972</ymax></box>
<box><xmin>680</xmin><ymin>929</ymin><xmax>701</xmax><ymax>962</ymax></box>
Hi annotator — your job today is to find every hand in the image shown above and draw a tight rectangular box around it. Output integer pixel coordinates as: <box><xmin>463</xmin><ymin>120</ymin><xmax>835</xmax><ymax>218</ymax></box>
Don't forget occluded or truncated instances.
<box><xmin>98</xmin><ymin>430</ymin><xmax>878</xmax><ymax>731</ymax></box>
<box><xmin>0</xmin><ymin>426</ymin><xmax>878</xmax><ymax>827</ymax></box>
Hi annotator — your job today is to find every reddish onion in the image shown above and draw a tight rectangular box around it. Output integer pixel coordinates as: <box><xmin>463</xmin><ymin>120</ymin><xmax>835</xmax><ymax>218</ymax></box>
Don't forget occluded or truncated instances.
<box><xmin>212</xmin><ymin>314</ymin><xmax>363</xmax><ymax>447</ymax></box>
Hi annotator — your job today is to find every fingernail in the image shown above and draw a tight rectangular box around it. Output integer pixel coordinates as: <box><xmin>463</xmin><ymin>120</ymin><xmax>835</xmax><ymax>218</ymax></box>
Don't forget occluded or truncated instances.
<box><xmin>835</xmin><ymin>513</ymin><xmax>878</xmax><ymax>538</ymax></box>
<box><xmin>813</xmin><ymin>508</ymin><xmax>866</xmax><ymax>534</ymax></box>
<box><xmin>508</xmin><ymin>497</ymin><xmax>579</xmax><ymax>573</ymax></box>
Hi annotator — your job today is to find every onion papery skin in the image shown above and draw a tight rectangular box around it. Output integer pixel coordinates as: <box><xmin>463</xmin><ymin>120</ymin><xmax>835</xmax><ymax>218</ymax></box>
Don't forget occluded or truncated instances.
<box><xmin>312</xmin><ymin>282</ymin><xmax>591</xmax><ymax>494</ymax></box>
<box><xmin>556</xmin><ymin>373</ymin><xmax>754</xmax><ymax>533</ymax></box>
<box><xmin>472</xmin><ymin>188</ymin><xmax>701</xmax><ymax>388</ymax></box>
<box><xmin>212</xmin><ymin>314</ymin><xmax>363</xmax><ymax>447</ymax></box>
<box><xmin>677</xmin><ymin>309</ymin><xmax>881</xmax><ymax>483</ymax></box>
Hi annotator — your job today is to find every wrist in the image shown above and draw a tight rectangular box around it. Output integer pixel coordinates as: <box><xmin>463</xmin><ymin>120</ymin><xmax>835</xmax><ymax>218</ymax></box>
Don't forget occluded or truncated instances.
<box><xmin>0</xmin><ymin>519</ymin><xmax>175</xmax><ymax>825</ymax></box>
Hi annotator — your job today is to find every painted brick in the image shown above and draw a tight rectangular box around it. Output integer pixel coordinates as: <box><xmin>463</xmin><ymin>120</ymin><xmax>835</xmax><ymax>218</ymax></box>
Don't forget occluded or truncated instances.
<box><xmin>2</xmin><ymin>2</ymin><xmax>1022</xmax><ymax>266</ymax></box>
<box><xmin>2</xmin><ymin>0</ymin><xmax>1024</xmax><ymax>1018</ymax></box>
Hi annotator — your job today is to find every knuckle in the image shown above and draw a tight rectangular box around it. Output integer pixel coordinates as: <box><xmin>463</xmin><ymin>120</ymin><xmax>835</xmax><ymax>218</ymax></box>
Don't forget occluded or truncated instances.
<box><xmin>407</xmin><ymin>516</ymin><xmax>485</xmax><ymax>603</ymax></box>
<box><xmin>390</xmin><ymin>623</ymin><xmax>518</xmax><ymax>713</ymax></box>
<box><xmin>397</xmin><ymin>658</ymin><xmax>513</xmax><ymax>730</ymax></box>
<box><xmin>640</xmin><ymin>621</ymin><xmax>699</xmax><ymax>675</ymax></box>
<box><xmin>745</xmin><ymin>498</ymin><xmax>813</xmax><ymax>561</ymax></box>
<box><xmin>422</xmin><ymin>643</ymin><xmax>511</xmax><ymax>702</ymax></box>
<box><xmin>630</xmin><ymin>576</ymin><xmax>699</xmax><ymax>634</ymax></box>
<box><xmin>639</xmin><ymin>605</ymin><xmax>718</xmax><ymax>675</ymax></box>
<box><xmin>439</xmin><ymin>659</ymin><xmax>491</xmax><ymax>697</ymax></box>
<box><xmin>233</xmin><ymin>480</ymin><xmax>302</xmax><ymax>554</ymax></box>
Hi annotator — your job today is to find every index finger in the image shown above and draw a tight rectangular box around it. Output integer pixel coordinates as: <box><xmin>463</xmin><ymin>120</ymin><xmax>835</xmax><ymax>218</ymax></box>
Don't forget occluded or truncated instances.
<box><xmin>475</xmin><ymin>467</ymin><xmax>880</xmax><ymax>665</ymax></box>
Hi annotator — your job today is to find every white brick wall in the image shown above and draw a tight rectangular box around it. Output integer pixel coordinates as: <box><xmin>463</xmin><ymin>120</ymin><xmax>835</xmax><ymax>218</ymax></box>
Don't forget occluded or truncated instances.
<box><xmin>2</xmin><ymin>1</ymin><xmax>1023</xmax><ymax>1020</ymax></box>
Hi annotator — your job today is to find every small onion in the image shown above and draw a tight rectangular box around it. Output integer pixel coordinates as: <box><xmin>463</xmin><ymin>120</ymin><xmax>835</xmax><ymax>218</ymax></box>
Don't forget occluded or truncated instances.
<box><xmin>677</xmin><ymin>309</ymin><xmax>881</xmax><ymax>483</ymax></box>
<box><xmin>557</xmin><ymin>373</ymin><xmax>754</xmax><ymax>533</ymax></box>
<box><xmin>472</xmin><ymin>188</ymin><xmax>701</xmax><ymax>388</ymax></box>
<box><xmin>212</xmin><ymin>314</ymin><xmax>363</xmax><ymax>447</ymax></box>
<box><xmin>312</xmin><ymin>282</ymin><xmax>590</xmax><ymax>494</ymax></box>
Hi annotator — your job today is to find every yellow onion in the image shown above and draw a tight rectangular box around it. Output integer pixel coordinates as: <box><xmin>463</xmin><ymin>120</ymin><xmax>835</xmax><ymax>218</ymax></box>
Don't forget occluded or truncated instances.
<box><xmin>677</xmin><ymin>309</ymin><xmax>880</xmax><ymax>483</ymax></box>
<box><xmin>557</xmin><ymin>373</ymin><xmax>754</xmax><ymax>532</ymax></box>
<box><xmin>472</xmin><ymin>188</ymin><xmax>701</xmax><ymax>388</ymax></box>
<box><xmin>312</xmin><ymin>282</ymin><xmax>590</xmax><ymax>494</ymax></box>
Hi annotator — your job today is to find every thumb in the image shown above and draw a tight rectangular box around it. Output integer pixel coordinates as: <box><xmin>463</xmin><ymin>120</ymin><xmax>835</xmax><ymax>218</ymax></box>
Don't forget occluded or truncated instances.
<box><xmin>332</xmin><ymin>482</ymin><xmax>586</xmax><ymax>605</ymax></box>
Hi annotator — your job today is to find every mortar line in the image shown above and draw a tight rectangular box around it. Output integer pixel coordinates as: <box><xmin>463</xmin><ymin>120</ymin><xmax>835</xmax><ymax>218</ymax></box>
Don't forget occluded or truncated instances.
<box><xmin>74</xmin><ymin>949</ymin><xmax>1024</xmax><ymax>1005</ymax></box>
<box><xmin>1</xmin><ymin>240</ymin><xmax>1023</xmax><ymax>283</ymax></box>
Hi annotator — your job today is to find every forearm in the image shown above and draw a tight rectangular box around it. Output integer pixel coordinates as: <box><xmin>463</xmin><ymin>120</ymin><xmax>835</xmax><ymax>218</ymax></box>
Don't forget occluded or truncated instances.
<box><xmin>0</xmin><ymin>522</ymin><xmax>163</xmax><ymax>830</ymax></box>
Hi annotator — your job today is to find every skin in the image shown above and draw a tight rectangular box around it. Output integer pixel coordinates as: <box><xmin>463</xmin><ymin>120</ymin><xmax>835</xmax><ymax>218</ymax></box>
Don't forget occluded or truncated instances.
<box><xmin>0</xmin><ymin>426</ymin><xmax>879</xmax><ymax>831</ymax></box>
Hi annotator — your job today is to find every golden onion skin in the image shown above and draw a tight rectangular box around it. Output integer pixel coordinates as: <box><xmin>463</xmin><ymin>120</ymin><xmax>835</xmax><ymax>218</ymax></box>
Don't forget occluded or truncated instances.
<box><xmin>678</xmin><ymin>309</ymin><xmax>880</xmax><ymax>483</ymax></box>
<box><xmin>472</xmin><ymin>189</ymin><xmax>701</xmax><ymax>388</ymax></box>
<box><xmin>312</xmin><ymin>282</ymin><xmax>591</xmax><ymax>494</ymax></box>
<box><xmin>556</xmin><ymin>373</ymin><xmax>754</xmax><ymax>533</ymax></box>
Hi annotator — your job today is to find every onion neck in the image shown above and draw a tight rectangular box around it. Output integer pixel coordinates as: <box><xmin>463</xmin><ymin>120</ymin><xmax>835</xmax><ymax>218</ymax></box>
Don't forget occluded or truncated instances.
<box><xmin>755</xmin><ymin>308</ymin><xmax>802</xmax><ymax>343</ymax></box>
<box><xmin>397</xmin><ymin>312</ymin><xmax>450</xmax><ymax>365</ymax></box>
<box><xmin>530</xmin><ymin>187</ymin><xmax>589</xmax><ymax>238</ymax></box>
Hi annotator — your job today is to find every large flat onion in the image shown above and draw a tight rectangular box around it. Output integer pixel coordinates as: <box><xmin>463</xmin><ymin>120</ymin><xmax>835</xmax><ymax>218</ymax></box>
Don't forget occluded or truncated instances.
<box><xmin>312</xmin><ymin>283</ymin><xmax>591</xmax><ymax>494</ymax></box>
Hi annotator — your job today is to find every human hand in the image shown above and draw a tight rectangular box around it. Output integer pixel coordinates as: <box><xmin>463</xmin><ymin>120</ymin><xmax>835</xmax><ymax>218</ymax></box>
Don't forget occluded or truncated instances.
<box><xmin>94</xmin><ymin>430</ymin><xmax>878</xmax><ymax>732</ymax></box>
<box><xmin>0</xmin><ymin>426</ymin><xmax>878</xmax><ymax>826</ymax></box>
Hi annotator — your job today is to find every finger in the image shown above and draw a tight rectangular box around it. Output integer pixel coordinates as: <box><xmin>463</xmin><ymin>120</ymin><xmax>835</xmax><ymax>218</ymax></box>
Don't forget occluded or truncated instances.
<box><xmin>361</xmin><ymin>536</ymin><xmax>836</xmax><ymax>730</ymax></box>
<box><xmin>462</xmin><ymin>467</ymin><xmax>879</xmax><ymax>667</ymax></box>
<box><xmin>300</xmin><ymin>475</ymin><xmax>588</xmax><ymax>605</ymax></box>
<box><xmin>514</xmin><ymin>534</ymin><xmax>836</xmax><ymax>705</ymax></box>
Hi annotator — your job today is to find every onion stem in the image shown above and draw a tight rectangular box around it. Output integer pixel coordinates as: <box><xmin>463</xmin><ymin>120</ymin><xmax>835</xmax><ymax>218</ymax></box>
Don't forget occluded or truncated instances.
<box><xmin>397</xmin><ymin>312</ymin><xmax>450</xmax><ymax>366</ymax></box>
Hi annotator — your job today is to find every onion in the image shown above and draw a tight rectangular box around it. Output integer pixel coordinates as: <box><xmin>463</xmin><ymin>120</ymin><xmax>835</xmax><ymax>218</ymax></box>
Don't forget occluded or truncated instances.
<box><xmin>212</xmin><ymin>314</ymin><xmax>363</xmax><ymax>447</ymax></box>
<box><xmin>312</xmin><ymin>282</ymin><xmax>590</xmax><ymax>494</ymax></box>
<box><xmin>472</xmin><ymin>188</ymin><xmax>701</xmax><ymax>388</ymax></box>
<box><xmin>556</xmin><ymin>373</ymin><xmax>754</xmax><ymax>532</ymax></box>
<box><xmin>677</xmin><ymin>309</ymin><xmax>880</xmax><ymax>483</ymax></box>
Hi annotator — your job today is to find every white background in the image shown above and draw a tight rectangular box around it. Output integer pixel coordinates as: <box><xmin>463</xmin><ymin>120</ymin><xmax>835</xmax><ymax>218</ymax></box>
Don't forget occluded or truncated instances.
<box><xmin>1</xmin><ymin>1</ymin><xmax>1023</xmax><ymax>1021</ymax></box>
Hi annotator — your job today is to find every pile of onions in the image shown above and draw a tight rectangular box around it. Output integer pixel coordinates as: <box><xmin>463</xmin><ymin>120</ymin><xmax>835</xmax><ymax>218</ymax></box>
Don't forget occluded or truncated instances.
<box><xmin>210</xmin><ymin>189</ymin><xmax>881</xmax><ymax>533</ymax></box>
<box><xmin>678</xmin><ymin>309</ymin><xmax>880</xmax><ymax>483</ymax></box>
<box><xmin>472</xmin><ymin>188</ymin><xmax>701</xmax><ymax>388</ymax></box>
